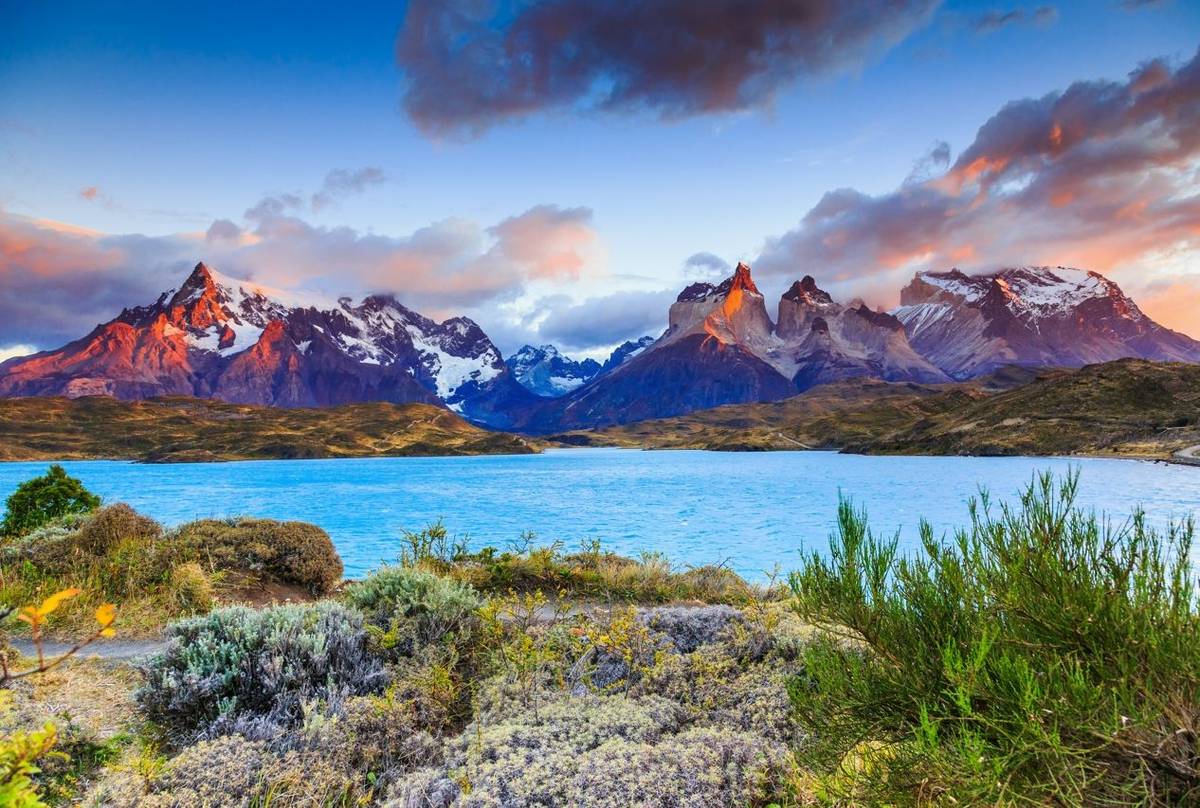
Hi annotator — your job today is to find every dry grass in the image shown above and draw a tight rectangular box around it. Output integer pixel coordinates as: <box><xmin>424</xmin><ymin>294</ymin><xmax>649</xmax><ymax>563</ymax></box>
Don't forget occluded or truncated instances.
<box><xmin>0</xmin><ymin>396</ymin><xmax>538</xmax><ymax>462</ymax></box>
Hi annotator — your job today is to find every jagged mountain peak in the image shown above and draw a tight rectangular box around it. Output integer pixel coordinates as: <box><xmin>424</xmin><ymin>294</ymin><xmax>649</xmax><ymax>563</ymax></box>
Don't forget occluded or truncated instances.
<box><xmin>894</xmin><ymin>265</ymin><xmax>1200</xmax><ymax>378</ymax></box>
<box><xmin>0</xmin><ymin>262</ymin><xmax>532</xmax><ymax>426</ymax></box>
<box><xmin>718</xmin><ymin>262</ymin><xmax>761</xmax><ymax>296</ymax></box>
<box><xmin>782</xmin><ymin>275</ymin><xmax>834</xmax><ymax>307</ymax></box>
<box><xmin>505</xmin><ymin>343</ymin><xmax>602</xmax><ymax>397</ymax></box>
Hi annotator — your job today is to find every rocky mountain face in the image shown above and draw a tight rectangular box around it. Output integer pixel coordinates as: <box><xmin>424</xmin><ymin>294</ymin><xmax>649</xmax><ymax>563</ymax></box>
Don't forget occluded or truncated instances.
<box><xmin>893</xmin><ymin>266</ymin><xmax>1200</xmax><ymax>378</ymax></box>
<box><xmin>515</xmin><ymin>263</ymin><xmax>947</xmax><ymax>432</ymax></box>
<box><xmin>505</xmin><ymin>345</ymin><xmax>602</xmax><ymax>397</ymax></box>
<box><xmin>0</xmin><ymin>263</ymin><xmax>535</xmax><ymax>427</ymax></box>
<box><xmin>600</xmin><ymin>336</ymin><xmax>655</xmax><ymax>373</ymax></box>
<box><xmin>4</xmin><ymin>261</ymin><xmax>1196</xmax><ymax>435</ymax></box>
<box><xmin>505</xmin><ymin>338</ymin><xmax>657</xmax><ymax>398</ymax></box>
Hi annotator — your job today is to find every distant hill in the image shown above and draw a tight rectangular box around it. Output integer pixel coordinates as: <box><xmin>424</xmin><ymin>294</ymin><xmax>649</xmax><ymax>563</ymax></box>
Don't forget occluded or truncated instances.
<box><xmin>847</xmin><ymin>359</ymin><xmax>1200</xmax><ymax>458</ymax></box>
<box><xmin>0</xmin><ymin>397</ymin><xmax>537</xmax><ymax>462</ymax></box>
<box><xmin>551</xmin><ymin>360</ymin><xmax>1200</xmax><ymax>461</ymax></box>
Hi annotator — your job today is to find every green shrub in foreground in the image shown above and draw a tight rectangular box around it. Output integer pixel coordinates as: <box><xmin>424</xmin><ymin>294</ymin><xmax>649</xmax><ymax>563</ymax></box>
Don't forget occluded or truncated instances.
<box><xmin>136</xmin><ymin>602</ymin><xmax>387</xmax><ymax>742</ymax></box>
<box><xmin>1</xmin><ymin>464</ymin><xmax>100</xmax><ymax>538</ymax></box>
<box><xmin>344</xmin><ymin>565</ymin><xmax>481</xmax><ymax>647</ymax></box>
<box><xmin>789</xmin><ymin>472</ymin><xmax>1199</xmax><ymax>806</ymax></box>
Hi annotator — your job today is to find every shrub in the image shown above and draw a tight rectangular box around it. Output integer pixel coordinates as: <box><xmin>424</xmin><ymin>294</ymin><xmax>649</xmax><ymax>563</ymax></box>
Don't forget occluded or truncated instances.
<box><xmin>387</xmin><ymin>692</ymin><xmax>686</xmax><ymax>807</ymax></box>
<box><xmin>0</xmin><ymin>719</ymin><xmax>57</xmax><ymax>808</ymax></box>
<box><xmin>638</xmin><ymin>604</ymin><xmax>746</xmax><ymax>653</ymax></box>
<box><xmin>567</xmin><ymin>727</ymin><xmax>788</xmax><ymax>808</ymax></box>
<box><xmin>136</xmin><ymin>602</ymin><xmax>387</xmax><ymax>742</ymax></box>
<box><xmin>72</xmin><ymin>504</ymin><xmax>160</xmax><ymax>556</ymax></box>
<box><xmin>85</xmin><ymin>695</ymin><xmax>442</xmax><ymax>808</ymax></box>
<box><xmin>385</xmin><ymin>692</ymin><xmax>792</xmax><ymax>808</ymax></box>
<box><xmin>788</xmin><ymin>472</ymin><xmax>1200</xmax><ymax>805</ymax></box>
<box><xmin>1</xmin><ymin>465</ymin><xmax>100</xmax><ymax>538</ymax></box>
<box><xmin>173</xmin><ymin>517</ymin><xmax>343</xmax><ymax>594</ymax></box>
<box><xmin>345</xmin><ymin>565</ymin><xmax>481</xmax><ymax>646</ymax></box>
<box><xmin>167</xmin><ymin>563</ymin><xmax>213</xmax><ymax>613</ymax></box>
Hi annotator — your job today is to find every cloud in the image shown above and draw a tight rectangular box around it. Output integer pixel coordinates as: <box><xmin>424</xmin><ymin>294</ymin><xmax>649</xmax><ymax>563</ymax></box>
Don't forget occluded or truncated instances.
<box><xmin>535</xmin><ymin>289</ymin><xmax>674</xmax><ymax>352</ymax></box>
<box><xmin>0</xmin><ymin>213</ymin><xmax>194</xmax><ymax>347</ymax></box>
<box><xmin>1120</xmin><ymin>0</ymin><xmax>1167</xmax><ymax>10</ymax></box>
<box><xmin>755</xmin><ymin>47</ymin><xmax>1200</xmax><ymax>334</ymax></box>
<box><xmin>0</xmin><ymin>344</ymin><xmax>37</xmax><ymax>363</ymax></box>
<box><xmin>904</xmin><ymin>140</ymin><xmax>951</xmax><ymax>184</ymax></box>
<box><xmin>396</xmin><ymin>0</ymin><xmax>941</xmax><ymax>136</ymax></box>
<box><xmin>970</xmin><ymin>5</ymin><xmax>1058</xmax><ymax>33</ymax></box>
<box><xmin>310</xmin><ymin>167</ymin><xmax>386</xmax><ymax>211</ymax></box>
<box><xmin>244</xmin><ymin>166</ymin><xmax>386</xmax><ymax>220</ymax></box>
<box><xmin>79</xmin><ymin>186</ymin><xmax>100</xmax><ymax>202</ymax></box>
<box><xmin>683</xmin><ymin>252</ymin><xmax>731</xmax><ymax>280</ymax></box>
<box><xmin>0</xmin><ymin>198</ymin><xmax>602</xmax><ymax>350</ymax></box>
<box><xmin>487</xmin><ymin>205</ymin><xmax>596</xmax><ymax>280</ymax></box>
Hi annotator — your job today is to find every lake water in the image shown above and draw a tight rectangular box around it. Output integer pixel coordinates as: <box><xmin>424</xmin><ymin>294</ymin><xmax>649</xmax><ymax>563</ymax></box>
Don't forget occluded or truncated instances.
<box><xmin>1</xmin><ymin>449</ymin><xmax>1196</xmax><ymax>580</ymax></box>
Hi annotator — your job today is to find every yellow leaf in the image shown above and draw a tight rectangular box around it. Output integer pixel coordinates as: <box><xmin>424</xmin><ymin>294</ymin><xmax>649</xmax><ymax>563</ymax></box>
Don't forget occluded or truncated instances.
<box><xmin>95</xmin><ymin>603</ymin><xmax>116</xmax><ymax>626</ymax></box>
<box><xmin>17</xmin><ymin>607</ymin><xmax>37</xmax><ymax>624</ymax></box>
<box><xmin>36</xmin><ymin>587</ymin><xmax>82</xmax><ymax>617</ymax></box>
<box><xmin>99</xmin><ymin>627</ymin><xmax>116</xmax><ymax>638</ymax></box>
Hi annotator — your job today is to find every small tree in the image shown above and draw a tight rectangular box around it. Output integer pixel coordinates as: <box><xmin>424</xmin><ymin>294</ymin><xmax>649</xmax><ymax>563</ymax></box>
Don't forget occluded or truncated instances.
<box><xmin>0</xmin><ymin>465</ymin><xmax>100</xmax><ymax>538</ymax></box>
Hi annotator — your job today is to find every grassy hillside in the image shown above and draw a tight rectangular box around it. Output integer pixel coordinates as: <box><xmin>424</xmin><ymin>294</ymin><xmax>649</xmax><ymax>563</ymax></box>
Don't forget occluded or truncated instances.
<box><xmin>550</xmin><ymin>379</ymin><xmax>966</xmax><ymax>450</ymax></box>
<box><xmin>0</xmin><ymin>396</ymin><xmax>538</xmax><ymax>462</ymax></box>
<box><xmin>849</xmin><ymin>358</ymin><xmax>1200</xmax><ymax>458</ymax></box>
<box><xmin>552</xmin><ymin>360</ymin><xmax>1200</xmax><ymax>460</ymax></box>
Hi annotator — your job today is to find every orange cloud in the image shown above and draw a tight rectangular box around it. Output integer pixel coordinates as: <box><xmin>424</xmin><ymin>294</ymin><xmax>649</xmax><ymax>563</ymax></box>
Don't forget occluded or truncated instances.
<box><xmin>1137</xmin><ymin>282</ymin><xmax>1200</xmax><ymax>339</ymax></box>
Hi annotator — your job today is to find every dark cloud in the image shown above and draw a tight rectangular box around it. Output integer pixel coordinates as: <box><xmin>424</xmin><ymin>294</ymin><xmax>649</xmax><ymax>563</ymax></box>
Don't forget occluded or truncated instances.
<box><xmin>396</xmin><ymin>0</ymin><xmax>940</xmax><ymax>136</ymax></box>
<box><xmin>755</xmin><ymin>48</ymin><xmax>1200</xmax><ymax>320</ymax></box>
<box><xmin>536</xmin><ymin>289</ymin><xmax>673</xmax><ymax>352</ymax></box>
<box><xmin>683</xmin><ymin>252</ymin><xmax>731</xmax><ymax>280</ymax></box>
<box><xmin>970</xmin><ymin>5</ymin><xmax>1058</xmax><ymax>33</ymax></box>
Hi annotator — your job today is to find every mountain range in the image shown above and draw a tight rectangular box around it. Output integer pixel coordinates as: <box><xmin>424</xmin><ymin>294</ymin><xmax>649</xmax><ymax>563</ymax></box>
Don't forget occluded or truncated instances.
<box><xmin>2</xmin><ymin>260</ymin><xmax>1198</xmax><ymax>433</ymax></box>
<box><xmin>504</xmin><ymin>337</ymin><xmax>653</xmax><ymax>398</ymax></box>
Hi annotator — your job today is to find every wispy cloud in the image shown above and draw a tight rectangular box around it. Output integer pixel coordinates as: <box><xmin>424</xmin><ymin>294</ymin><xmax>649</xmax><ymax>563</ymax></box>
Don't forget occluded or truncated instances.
<box><xmin>969</xmin><ymin>5</ymin><xmax>1058</xmax><ymax>34</ymax></box>
<box><xmin>310</xmin><ymin>167</ymin><xmax>387</xmax><ymax>211</ymax></box>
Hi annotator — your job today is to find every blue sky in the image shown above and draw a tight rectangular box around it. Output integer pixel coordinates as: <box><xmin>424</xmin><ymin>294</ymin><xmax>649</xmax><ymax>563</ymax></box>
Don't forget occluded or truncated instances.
<box><xmin>2</xmin><ymin>0</ymin><xmax>1198</xmax><ymax>357</ymax></box>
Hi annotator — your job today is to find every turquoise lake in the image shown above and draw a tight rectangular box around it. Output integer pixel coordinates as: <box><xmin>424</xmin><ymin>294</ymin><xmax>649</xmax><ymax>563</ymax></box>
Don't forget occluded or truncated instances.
<box><xmin>0</xmin><ymin>449</ymin><xmax>1196</xmax><ymax>579</ymax></box>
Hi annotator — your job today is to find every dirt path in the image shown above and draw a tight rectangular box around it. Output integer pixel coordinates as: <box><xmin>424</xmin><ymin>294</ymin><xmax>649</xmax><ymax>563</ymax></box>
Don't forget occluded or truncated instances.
<box><xmin>1173</xmin><ymin>444</ymin><xmax>1200</xmax><ymax>467</ymax></box>
<box><xmin>9</xmin><ymin>638</ymin><xmax>165</xmax><ymax>662</ymax></box>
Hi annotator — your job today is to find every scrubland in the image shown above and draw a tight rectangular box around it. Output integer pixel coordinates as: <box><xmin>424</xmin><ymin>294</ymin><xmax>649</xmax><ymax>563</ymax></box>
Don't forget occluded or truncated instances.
<box><xmin>2</xmin><ymin>467</ymin><xmax>1196</xmax><ymax>806</ymax></box>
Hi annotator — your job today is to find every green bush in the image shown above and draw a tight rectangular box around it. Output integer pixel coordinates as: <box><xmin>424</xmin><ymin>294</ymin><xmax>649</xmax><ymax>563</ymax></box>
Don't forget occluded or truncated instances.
<box><xmin>1</xmin><ymin>465</ymin><xmax>100</xmax><ymax>538</ymax></box>
<box><xmin>72</xmin><ymin>503</ymin><xmax>160</xmax><ymax>555</ymax></box>
<box><xmin>788</xmin><ymin>472</ymin><xmax>1200</xmax><ymax>805</ymax></box>
<box><xmin>345</xmin><ymin>565</ymin><xmax>481</xmax><ymax>646</ymax></box>
<box><xmin>136</xmin><ymin>602</ymin><xmax>387</xmax><ymax>742</ymax></box>
<box><xmin>173</xmin><ymin>517</ymin><xmax>343</xmax><ymax>594</ymax></box>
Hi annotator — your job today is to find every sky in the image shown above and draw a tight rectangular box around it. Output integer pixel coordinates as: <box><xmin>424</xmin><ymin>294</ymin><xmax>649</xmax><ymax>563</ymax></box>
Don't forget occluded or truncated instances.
<box><xmin>1</xmin><ymin>0</ymin><xmax>1198</xmax><ymax>361</ymax></box>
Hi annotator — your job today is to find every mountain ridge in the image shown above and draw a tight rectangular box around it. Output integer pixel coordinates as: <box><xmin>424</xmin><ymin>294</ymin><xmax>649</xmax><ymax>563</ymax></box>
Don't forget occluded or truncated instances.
<box><xmin>2</xmin><ymin>261</ymin><xmax>1198</xmax><ymax>435</ymax></box>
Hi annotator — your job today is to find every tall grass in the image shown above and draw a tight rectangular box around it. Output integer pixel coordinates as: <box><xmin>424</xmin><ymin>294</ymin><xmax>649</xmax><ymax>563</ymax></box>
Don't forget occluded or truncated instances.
<box><xmin>789</xmin><ymin>471</ymin><xmax>1199</xmax><ymax>806</ymax></box>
